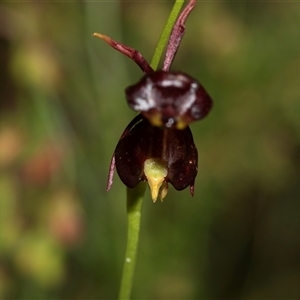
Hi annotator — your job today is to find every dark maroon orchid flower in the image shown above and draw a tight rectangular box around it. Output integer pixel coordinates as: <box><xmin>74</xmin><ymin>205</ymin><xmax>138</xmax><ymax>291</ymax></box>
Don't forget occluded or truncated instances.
<box><xmin>94</xmin><ymin>0</ymin><xmax>213</xmax><ymax>202</ymax></box>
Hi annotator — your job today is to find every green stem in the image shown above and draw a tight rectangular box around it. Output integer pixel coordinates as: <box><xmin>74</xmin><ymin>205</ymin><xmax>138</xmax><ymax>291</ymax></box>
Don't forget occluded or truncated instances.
<box><xmin>119</xmin><ymin>183</ymin><xmax>146</xmax><ymax>300</ymax></box>
<box><xmin>150</xmin><ymin>0</ymin><xmax>185</xmax><ymax>70</ymax></box>
<box><xmin>118</xmin><ymin>1</ymin><xmax>185</xmax><ymax>299</ymax></box>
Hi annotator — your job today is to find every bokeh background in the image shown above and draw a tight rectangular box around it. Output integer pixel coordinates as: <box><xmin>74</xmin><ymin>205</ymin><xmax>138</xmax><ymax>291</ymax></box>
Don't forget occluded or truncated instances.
<box><xmin>1</xmin><ymin>1</ymin><xmax>300</xmax><ymax>299</ymax></box>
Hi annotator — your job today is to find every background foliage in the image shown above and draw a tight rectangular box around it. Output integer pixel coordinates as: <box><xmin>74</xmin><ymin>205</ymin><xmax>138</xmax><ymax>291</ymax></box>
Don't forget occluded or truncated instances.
<box><xmin>1</xmin><ymin>2</ymin><xmax>300</xmax><ymax>299</ymax></box>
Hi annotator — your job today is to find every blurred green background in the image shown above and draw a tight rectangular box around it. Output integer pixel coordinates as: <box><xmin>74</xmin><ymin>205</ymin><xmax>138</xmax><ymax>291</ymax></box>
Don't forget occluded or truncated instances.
<box><xmin>1</xmin><ymin>1</ymin><xmax>300</xmax><ymax>299</ymax></box>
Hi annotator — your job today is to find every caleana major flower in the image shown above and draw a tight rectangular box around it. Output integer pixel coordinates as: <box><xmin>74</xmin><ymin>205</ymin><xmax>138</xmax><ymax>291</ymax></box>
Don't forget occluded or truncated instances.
<box><xmin>94</xmin><ymin>0</ymin><xmax>213</xmax><ymax>202</ymax></box>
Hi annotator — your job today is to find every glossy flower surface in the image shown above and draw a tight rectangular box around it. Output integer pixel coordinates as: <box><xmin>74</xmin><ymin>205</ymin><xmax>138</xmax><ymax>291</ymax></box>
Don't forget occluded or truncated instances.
<box><xmin>126</xmin><ymin>71</ymin><xmax>212</xmax><ymax>129</ymax></box>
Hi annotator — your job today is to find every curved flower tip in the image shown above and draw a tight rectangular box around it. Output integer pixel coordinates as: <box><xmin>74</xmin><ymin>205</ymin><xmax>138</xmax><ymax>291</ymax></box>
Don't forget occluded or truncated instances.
<box><xmin>144</xmin><ymin>158</ymin><xmax>168</xmax><ymax>202</ymax></box>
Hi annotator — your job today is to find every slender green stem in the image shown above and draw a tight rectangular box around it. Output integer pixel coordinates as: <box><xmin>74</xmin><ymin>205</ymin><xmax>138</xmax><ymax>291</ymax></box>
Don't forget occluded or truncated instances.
<box><xmin>150</xmin><ymin>0</ymin><xmax>185</xmax><ymax>70</ymax></box>
<box><xmin>119</xmin><ymin>183</ymin><xmax>146</xmax><ymax>300</ymax></box>
<box><xmin>118</xmin><ymin>1</ymin><xmax>185</xmax><ymax>299</ymax></box>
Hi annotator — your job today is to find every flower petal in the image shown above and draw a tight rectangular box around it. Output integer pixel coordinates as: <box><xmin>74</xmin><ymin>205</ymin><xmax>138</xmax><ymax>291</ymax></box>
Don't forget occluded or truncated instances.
<box><xmin>114</xmin><ymin>114</ymin><xmax>149</xmax><ymax>188</ymax></box>
<box><xmin>165</xmin><ymin>126</ymin><xmax>198</xmax><ymax>191</ymax></box>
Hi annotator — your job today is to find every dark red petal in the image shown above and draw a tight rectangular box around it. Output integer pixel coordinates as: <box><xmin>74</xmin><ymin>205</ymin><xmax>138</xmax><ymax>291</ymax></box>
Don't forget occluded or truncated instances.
<box><xmin>107</xmin><ymin>114</ymin><xmax>144</xmax><ymax>190</ymax></box>
<box><xmin>114</xmin><ymin>115</ymin><xmax>150</xmax><ymax>188</ymax></box>
<box><xmin>166</xmin><ymin>126</ymin><xmax>198</xmax><ymax>191</ymax></box>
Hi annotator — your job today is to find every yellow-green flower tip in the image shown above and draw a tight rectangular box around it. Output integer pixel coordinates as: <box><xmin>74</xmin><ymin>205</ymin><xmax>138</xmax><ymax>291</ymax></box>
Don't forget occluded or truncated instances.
<box><xmin>144</xmin><ymin>158</ymin><xmax>168</xmax><ymax>202</ymax></box>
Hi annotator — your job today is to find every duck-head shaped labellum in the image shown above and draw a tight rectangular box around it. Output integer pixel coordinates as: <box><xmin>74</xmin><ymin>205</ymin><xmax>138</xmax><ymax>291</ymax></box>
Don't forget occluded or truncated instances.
<box><xmin>125</xmin><ymin>71</ymin><xmax>213</xmax><ymax>129</ymax></box>
<box><xmin>111</xmin><ymin>113</ymin><xmax>198</xmax><ymax>202</ymax></box>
